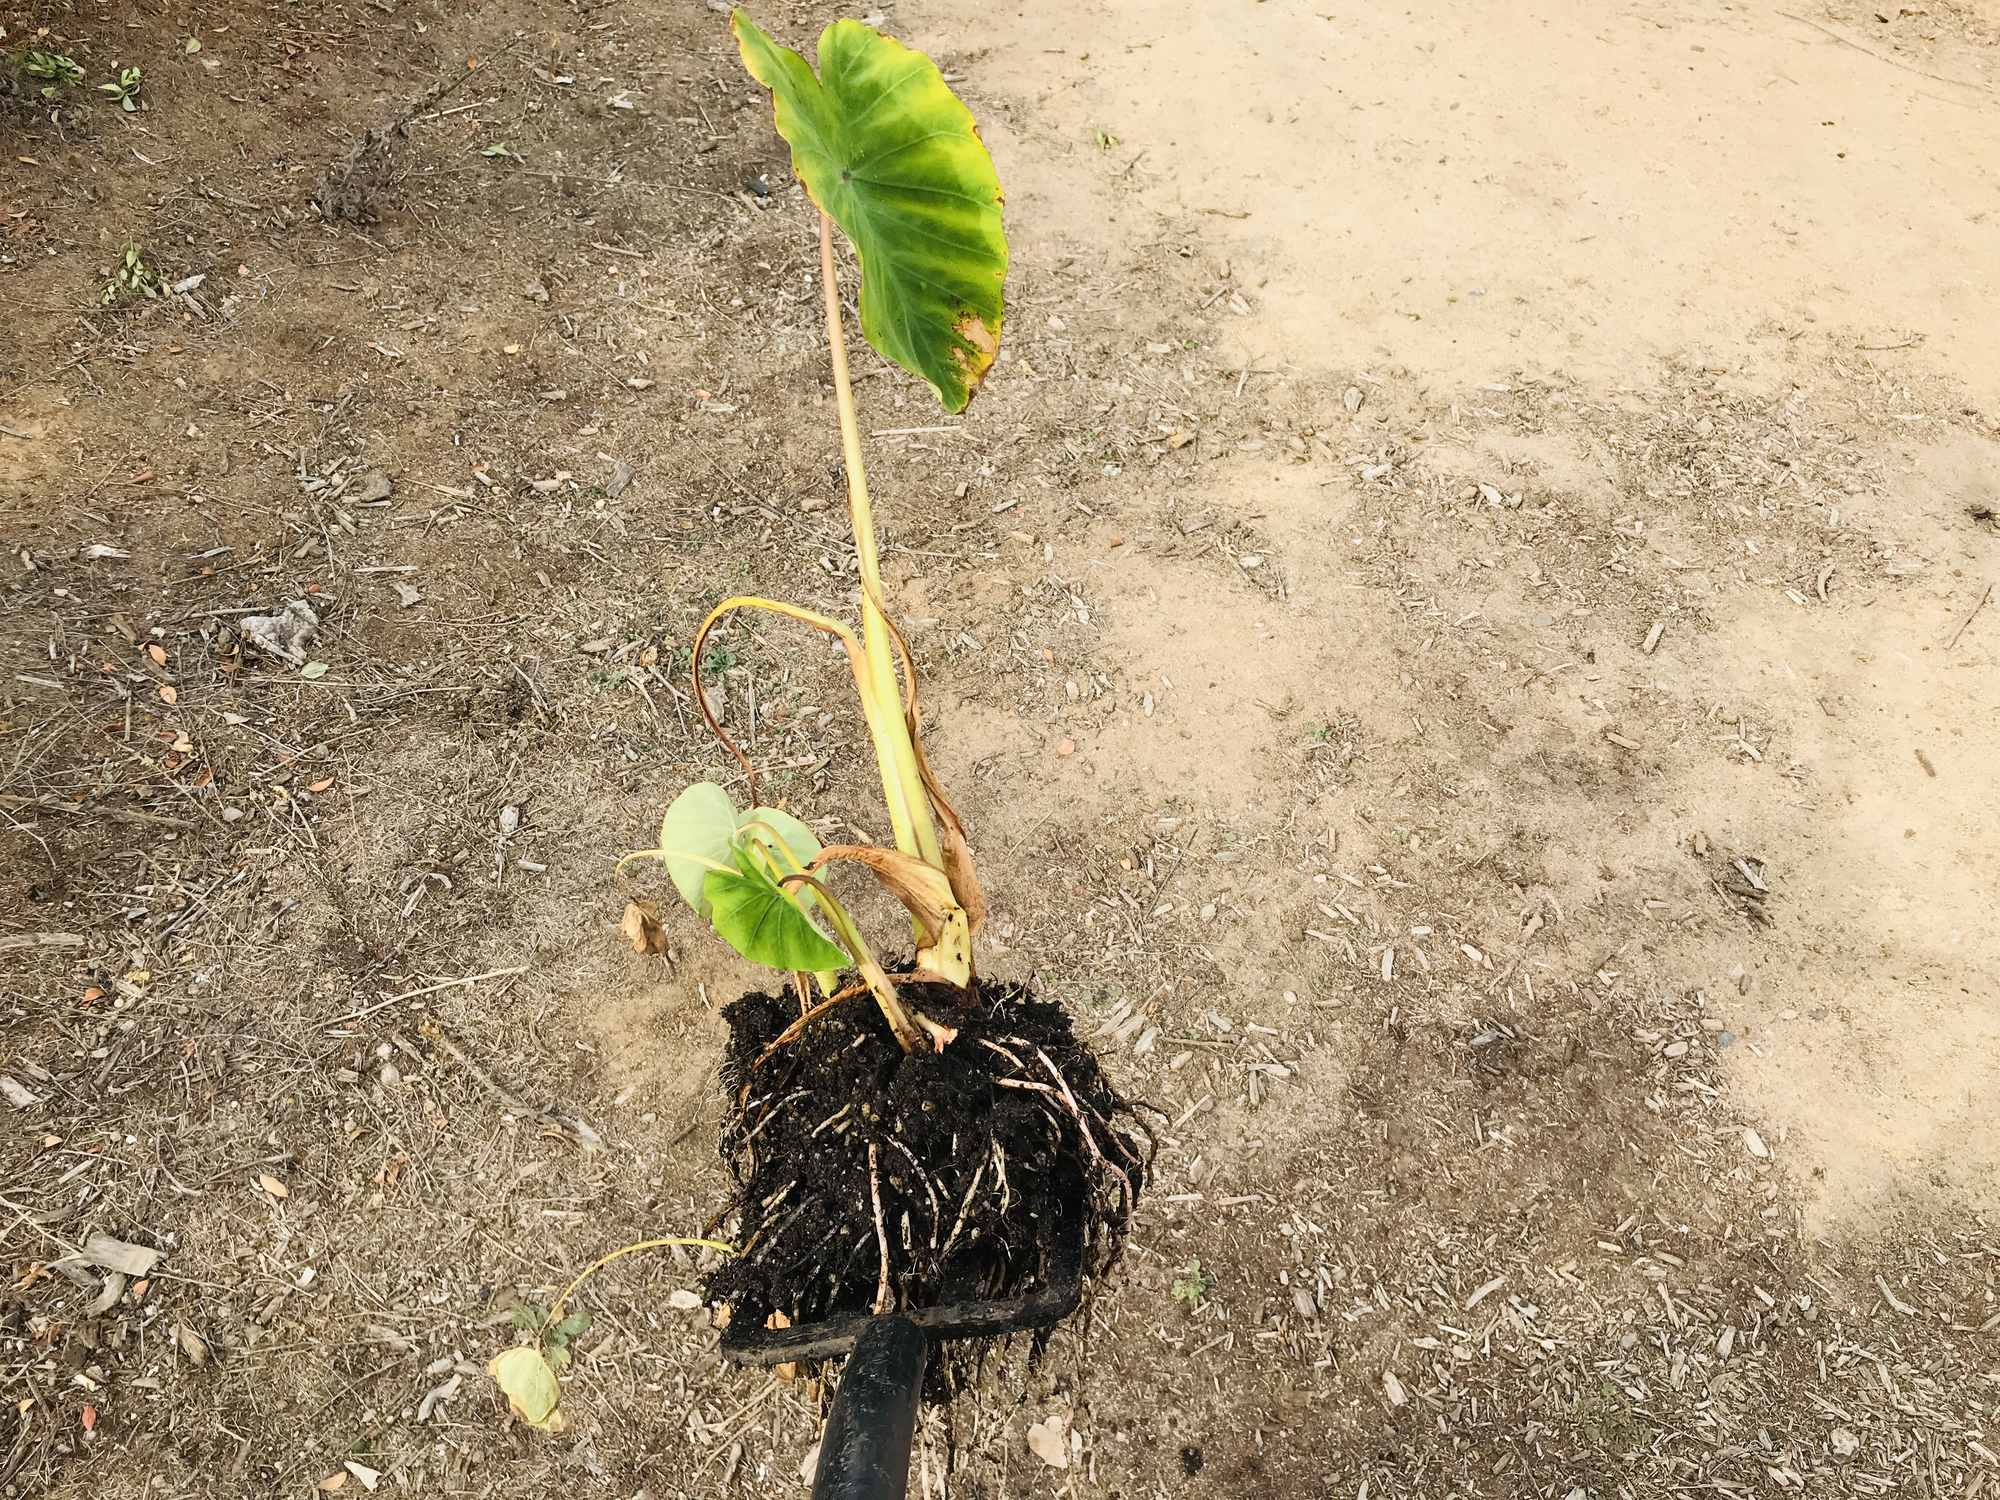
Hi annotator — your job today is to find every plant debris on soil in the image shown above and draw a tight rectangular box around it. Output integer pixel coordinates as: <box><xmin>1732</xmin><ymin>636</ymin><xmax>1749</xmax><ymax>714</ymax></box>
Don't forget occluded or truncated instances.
<box><xmin>709</xmin><ymin>977</ymin><xmax>1146</xmax><ymax>1380</ymax></box>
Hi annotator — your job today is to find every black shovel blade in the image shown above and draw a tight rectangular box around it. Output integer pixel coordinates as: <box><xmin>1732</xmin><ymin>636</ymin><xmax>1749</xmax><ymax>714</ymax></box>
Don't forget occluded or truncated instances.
<box><xmin>721</xmin><ymin>1221</ymin><xmax>1084</xmax><ymax>1367</ymax></box>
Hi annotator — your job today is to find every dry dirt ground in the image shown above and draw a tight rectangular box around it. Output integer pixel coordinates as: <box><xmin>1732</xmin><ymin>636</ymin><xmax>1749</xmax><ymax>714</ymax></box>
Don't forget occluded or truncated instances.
<box><xmin>3</xmin><ymin>0</ymin><xmax>1998</xmax><ymax>1496</ymax></box>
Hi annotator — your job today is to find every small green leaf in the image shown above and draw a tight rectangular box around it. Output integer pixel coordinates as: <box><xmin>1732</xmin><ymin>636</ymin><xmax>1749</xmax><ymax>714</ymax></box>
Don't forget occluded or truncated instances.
<box><xmin>481</xmin><ymin>143</ymin><xmax>511</xmax><ymax>158</ymax></box>
<box><xmin>731</xmin><ymin>10</ymin><xmax>1007</xmax><ymax>413</ymax></box>
<box><xmin>508</xmin><ymin>1304</ymin><xmax>542</xmax><ymax>1333</ymax></box>
<box><xmin>551</xmin><ymin>1308</ymin><xmax>592</xmax><ymax>1342</ymax></box>
<box><xmin>657</xmin><ymin>782</ymin><xmax>740</xmax><ymax>916</ymax></box>
<box><xmin>184</xmin><ymin>37</ymin><xmax>203</xmax><ymax>54</ymax></box>
<box><xmin>704</xmin><ymin>848</ymin><xmax>848</xmax><ymax>973</ymax></box>
<box><xmin>300</xmin><ymin>661</ymin><xmax>329</xmax><ymax>680</ymax></box>
<box><xmin>488</xmin><ymin>1346</ymin><xmax>566</xmax><ymax>1432</ymax></box>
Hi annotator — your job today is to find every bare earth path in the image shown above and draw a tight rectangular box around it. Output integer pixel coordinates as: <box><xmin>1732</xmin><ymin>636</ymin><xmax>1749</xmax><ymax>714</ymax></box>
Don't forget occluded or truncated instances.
<box><xmin>2</xmin><ymin>1</ymin><xmax>1996</xmax><ymax>1497</ymax></box>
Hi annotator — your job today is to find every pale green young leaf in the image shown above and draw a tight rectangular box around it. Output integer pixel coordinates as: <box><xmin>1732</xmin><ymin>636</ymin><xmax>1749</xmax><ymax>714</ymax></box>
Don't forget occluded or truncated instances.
<box><xmin>741</xmin><ymin>806</ymin><xmax>822</xmax><ymax>873</ymax></box>
<box><xmin>731</xmin><ymin>10</ymin><xmax>1007</xmax><ymax>414</ymax></box>
<box><xmin>658</xmin><ymin>782</ymin><xmax>741</xmax><ymax>916</ymax></box>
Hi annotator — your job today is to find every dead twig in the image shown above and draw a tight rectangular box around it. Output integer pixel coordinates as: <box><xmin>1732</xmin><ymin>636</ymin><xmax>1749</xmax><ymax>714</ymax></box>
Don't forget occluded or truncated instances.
<box><xmin>1944</xmin><ymin>582</ymin><xmax>1991</xmax><ymax>651</ymax></box>
<box><xmin>318</xmin><ymin>963</ymin><xmax>529</xmax><ymax>1028</ymax></box>
<box><xmin>1777</xmin><ymin>11</ymin><xmax>1992</xmax><ymax>93</ymax></box>
<box><xmin>0</xmin><ymin>932</ymin><xmax>84</xmax><ymax>953</ymax></box>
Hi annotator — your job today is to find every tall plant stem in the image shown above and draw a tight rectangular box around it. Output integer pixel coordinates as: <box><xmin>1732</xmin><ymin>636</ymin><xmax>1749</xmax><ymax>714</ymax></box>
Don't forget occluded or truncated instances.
<box><xmin>818</xmin><ymin>211</ymin><xmax>943</xmax><ymax>870</ymax></box>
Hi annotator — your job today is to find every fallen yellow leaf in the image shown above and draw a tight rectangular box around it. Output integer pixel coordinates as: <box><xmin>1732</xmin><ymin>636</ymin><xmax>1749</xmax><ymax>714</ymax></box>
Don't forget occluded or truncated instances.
<box><xmin>488</xmin><ymin>1346</ymin><xmax>566</xmax><ymax>1432</ymax></box>
<box><xmin>257</xmin><ymin>1173</ymin><xmax>290</xmax><ymax>1199</ymax></box>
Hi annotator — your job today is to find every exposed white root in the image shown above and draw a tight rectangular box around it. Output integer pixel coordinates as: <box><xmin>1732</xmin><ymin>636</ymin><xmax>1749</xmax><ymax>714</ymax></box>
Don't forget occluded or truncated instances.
<box><xmin>881</xmin><ymin>1133</ymin><xmax>945</xmax><ymax>1247</ymax></box>
<box><xmin>868</xmin><ymin>1142</ymin><xmax>893</xmax><ymax>1315</ymax></box>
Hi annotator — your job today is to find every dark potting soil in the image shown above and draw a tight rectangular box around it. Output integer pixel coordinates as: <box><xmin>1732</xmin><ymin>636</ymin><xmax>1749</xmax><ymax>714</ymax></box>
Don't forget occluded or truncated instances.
<box><xmin>706</xmin><ymin>977</ymin><xmax>1147</xmax><ymax>1377</ymax></box>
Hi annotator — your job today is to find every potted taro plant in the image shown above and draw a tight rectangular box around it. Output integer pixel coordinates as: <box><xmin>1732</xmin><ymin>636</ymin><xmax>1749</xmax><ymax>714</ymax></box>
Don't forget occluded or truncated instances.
<box><xmin>644</xmin><ymin>10</ymin><xmax>1145</xmax><ymax>1380</ymax></box>
<box><xmin>494</xmin><ymin>9</ymin><xmax>1144</xmax><ymax>1439</ymax></box>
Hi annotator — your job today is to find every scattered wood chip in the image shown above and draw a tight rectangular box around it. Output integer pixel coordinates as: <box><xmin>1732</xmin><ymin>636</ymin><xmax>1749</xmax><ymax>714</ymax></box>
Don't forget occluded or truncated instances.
<box><xmin>80</xmin><ymin>1234</ymin><xmax>162</xmax><ymax>1278</ymax></box>
<box><xmin>1874</xmin><ymin>1274</ymin><xmax>1917</xmax><ymax>1316</ymax></box>
<box><xmin>1743</xmin><ymin>1127</ymin><xmax>1769</xmax><ymax>1159</ymax></box>
<box><xmin>766</xmin><ymin>1310</ymin><xmax>798</xmax><ymax>1382</ymax></box>
<box><xmin>350</xmin><ymin>470</ymin><xmax>393</xmax><ymax>505</ymax></box>
<box><xmin>1026</xmin><ymin>1414</ymin><xmax>1070</xmax><ymax>1469</ymax></box>
<box><xmin>0</xmin><ymin>1074</ymin><xmax>40</xmax><ymax>1109</ymax></box>
<box><xmin>258</xmin><ymin>1172</ymin><xmax>290</xmax><ymax>1199</ymax></box>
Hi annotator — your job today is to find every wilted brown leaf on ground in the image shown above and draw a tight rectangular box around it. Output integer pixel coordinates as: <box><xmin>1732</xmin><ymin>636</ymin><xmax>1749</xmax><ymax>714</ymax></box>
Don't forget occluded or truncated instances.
<box><xmin>621</xmin><ymin>900</ymin><xmax>669</xmax><ymax>955</ymax></box>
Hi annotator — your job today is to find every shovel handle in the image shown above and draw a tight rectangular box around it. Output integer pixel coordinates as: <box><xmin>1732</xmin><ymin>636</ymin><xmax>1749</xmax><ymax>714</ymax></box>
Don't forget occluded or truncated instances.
<box><xmin>811</xmin><ymin>1315</ymin><xmax>927</xmax><ymax>1500</ymax></box>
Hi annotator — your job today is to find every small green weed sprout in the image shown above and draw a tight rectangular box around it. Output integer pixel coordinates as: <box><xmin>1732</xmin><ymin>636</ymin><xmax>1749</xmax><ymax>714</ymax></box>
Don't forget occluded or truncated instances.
<box><xmin>98</xmin><ymin>64</ymin><xmax>142</xmax><ymax>111</ymax></box>
<box><xmin>102</xmin><ymin>245</ymin><xmax>163</xmax><ymax>304</ymax></box>
<box><xmin>20</xmin><ymin>49</ymin><xmax>84</xmax><ymax>99</ymax></box>
<box><xmin>508</xmin><ymin>1303</ymin><xmax>593</xmax><ymax>1370</ymax></box>
<box><xmin>1171</xmin><ymin>1259</ymin><xmax>1215</xmax><ymax>1310</ymax></box>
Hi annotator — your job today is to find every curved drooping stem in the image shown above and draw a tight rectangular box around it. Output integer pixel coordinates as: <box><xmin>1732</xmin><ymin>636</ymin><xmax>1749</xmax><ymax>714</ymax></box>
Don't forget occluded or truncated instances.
<box><xmin>692</xmin><ymin>594</ymin><xmax>919</xmax><ymax>852</ymax></box>
<box><xmin>818</xmin><ymin>211</ymin><xmax>944</xmax><ymax>873</ymax></box>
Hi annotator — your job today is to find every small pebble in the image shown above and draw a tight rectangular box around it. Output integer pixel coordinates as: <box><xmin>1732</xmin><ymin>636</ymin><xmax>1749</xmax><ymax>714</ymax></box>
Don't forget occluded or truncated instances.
<box><xmin>379</xmin><ymin>1063</ymin><xmax>402</xmax><ymax>1088</ymax></box>
<box><xmin>222</xmin><ymin>806</ymin><xmax>244</xmax><ymax>822</ymax></box>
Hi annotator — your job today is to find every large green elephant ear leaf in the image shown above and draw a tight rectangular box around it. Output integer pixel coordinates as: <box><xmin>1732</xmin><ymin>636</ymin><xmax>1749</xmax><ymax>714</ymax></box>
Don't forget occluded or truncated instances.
<box><xmin>731</xmin><ymin>9</ymin><xmax>1007</xmax><ymax>414</ymax></box>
